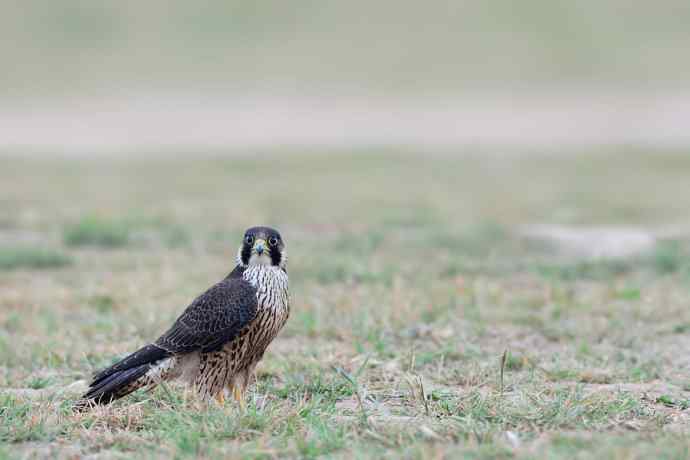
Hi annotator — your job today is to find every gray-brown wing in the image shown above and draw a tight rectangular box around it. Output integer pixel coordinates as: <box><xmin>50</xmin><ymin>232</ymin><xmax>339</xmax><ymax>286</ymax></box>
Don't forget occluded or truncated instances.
<box><xmin>155</xmin><ymin>277</ymin><xmax>258</xmax><ymax>354</ymax></box>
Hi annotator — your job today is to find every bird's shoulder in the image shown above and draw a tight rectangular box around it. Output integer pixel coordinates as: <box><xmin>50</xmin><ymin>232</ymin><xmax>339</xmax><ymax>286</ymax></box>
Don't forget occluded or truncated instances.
<box><xmin>155</xmin><ymin>273</ymin><xmax>258</xmax><ymax>353</ymax></box>
<box><xmin>225</xmin><ymin>264</ymin><xmax>246</xmax><ymax>279</ymax></box>
<box><xmin>179</xmin><ymin>276</ymin><xmax>257</xmax><ymax>326</ymax></box>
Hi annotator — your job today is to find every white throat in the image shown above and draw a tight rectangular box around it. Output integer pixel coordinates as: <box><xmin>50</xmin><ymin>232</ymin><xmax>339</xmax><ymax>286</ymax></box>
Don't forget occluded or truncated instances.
<box><xmin>236</xmin><ymin>246</ymin><xmax>288</xmax><ymax>270</ymax></box>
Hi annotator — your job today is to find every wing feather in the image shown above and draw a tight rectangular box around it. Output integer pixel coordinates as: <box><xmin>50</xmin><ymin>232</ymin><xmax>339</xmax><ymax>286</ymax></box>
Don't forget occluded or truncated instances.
<box><xmin>81</xmin><ymin>272</ymin><xmax>257</xmax><ymax>407</ymax></box>
<box><xmin>155</xmin><ymin>277</ymin><xmax>258</xmax><ymax>354</ymax></box>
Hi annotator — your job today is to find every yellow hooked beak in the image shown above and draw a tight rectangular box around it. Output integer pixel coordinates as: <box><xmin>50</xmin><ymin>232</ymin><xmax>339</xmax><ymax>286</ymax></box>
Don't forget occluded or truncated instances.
<box><xmin>253</xmin><ymin>238</ymin><xmax>267</xmax><ymax>255</ymax></box>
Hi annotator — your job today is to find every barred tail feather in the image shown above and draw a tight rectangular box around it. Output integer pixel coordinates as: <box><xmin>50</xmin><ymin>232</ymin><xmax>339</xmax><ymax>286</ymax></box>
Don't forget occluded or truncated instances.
<box><xmin>76</xmin><ymin>344</ymin><xmax>172</xmax><ymax>410</ymax></box>
<box><xmin>79</xmin><ymin>363</ymin><xmax>152</xmax><ymax>407</ymax></box>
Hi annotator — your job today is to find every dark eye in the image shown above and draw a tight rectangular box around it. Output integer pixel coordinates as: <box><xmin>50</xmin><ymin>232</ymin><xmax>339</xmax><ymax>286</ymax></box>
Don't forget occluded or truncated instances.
<box><xmin>245</xmin><ymin>235</ymin><xmax>254</xmax><ymax>245</ymax></box>
<box><xmin>268</xmin><ymin>236</ymin><xmax>278</xmax><ymax>247</ymax></box>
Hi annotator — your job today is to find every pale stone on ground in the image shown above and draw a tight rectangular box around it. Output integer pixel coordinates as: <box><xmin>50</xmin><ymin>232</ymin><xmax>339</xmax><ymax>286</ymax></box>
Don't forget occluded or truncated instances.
<box><xmin>519</xmin><ymin>225</ymin><xmax>657</xmax><ymax>259</ymax></box>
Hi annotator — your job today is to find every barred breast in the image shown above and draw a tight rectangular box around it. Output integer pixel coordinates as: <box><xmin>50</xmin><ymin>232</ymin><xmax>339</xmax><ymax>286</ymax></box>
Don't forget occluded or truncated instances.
<box><xmin>239</xmin><ymin>265</ymin><xmax>290</xmax><ymax>361</ymax></box>
<box><xmin>194</xmin><ymin>265</ymin><xmax>289</xmax><ymax>399</ymax></box>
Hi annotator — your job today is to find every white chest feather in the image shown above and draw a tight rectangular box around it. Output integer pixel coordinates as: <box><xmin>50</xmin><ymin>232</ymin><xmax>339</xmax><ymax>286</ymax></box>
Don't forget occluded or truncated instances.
<box><xmin>242</xmin><ymin>266</ymin><xmax>290</xmax><ymax>316</ymax></box>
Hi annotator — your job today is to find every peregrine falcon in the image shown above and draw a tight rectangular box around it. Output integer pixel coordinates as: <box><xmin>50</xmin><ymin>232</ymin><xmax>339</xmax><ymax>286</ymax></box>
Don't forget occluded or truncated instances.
<box><xmin>78</xmin><ymin>226</ymin><xmax>289</xmax><ymax>408</ymax></box>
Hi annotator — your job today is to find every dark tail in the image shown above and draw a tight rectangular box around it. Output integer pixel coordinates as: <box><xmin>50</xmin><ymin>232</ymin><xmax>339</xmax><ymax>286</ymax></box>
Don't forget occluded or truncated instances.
<box><xmin>76</xmin><ymin>343</ymin><xmax>171</xmax><ymax>409</ymax></box>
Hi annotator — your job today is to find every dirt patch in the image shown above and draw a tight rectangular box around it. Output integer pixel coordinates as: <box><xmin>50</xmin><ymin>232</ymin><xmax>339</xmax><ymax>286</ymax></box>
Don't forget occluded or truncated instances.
<box><xmin>1</xmin><ymin>380</ymin><xmax>88</xmax><ymax>401</ymax></box>
<box><xmin>3</xmin><ymin>90</ymin><xmax>690</xmax><ymax>153</ymax></box>
<box><xmin>519</xmin><ymin>225</ymin><xmax>656</xmax><ymax>259</ymax></box>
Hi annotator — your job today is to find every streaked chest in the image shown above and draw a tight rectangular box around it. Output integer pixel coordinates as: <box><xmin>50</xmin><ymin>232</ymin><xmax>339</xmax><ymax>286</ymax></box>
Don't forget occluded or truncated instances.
<box><xmin>242</xmin><ymin>266</ymin><xmax>290</xmax><ymax>334</ymax></box>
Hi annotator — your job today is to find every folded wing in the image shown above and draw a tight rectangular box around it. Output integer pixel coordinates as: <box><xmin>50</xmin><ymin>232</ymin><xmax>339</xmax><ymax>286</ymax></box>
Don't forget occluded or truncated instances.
<box><xmin>80</xmin><ymin>277</ymin><xmax>258</xmax><ymax>406</ymax></box>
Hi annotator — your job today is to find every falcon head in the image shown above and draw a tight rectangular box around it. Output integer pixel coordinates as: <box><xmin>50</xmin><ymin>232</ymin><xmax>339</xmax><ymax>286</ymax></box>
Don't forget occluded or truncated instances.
<box><xmin>237</xmin><ymin>226</ymin><xmax>286</xmax><ymax>268</ymax></box>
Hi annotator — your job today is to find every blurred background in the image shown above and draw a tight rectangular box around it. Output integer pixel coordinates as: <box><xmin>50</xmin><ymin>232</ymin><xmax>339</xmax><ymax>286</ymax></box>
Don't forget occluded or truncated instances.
<box><xmin>2</xmin><ymin>0</ymin><xmax>690</xmax><ymax>153</ymax></box>
<box><xmin>4</xmin><ymin>4</ymin><xmax>690</xmax><ymax>457</ymax></box>
<box><xmin>3</xmin><ymin>0</ymin><xmax>690</xmax><ymax>342</ymax></box>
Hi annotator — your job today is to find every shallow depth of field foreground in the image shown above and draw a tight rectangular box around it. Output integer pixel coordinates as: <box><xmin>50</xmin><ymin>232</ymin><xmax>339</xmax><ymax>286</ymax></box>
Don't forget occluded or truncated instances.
<box><xmin>2</xmin><ymin>152</ymin><xmax>690</xmax><ymax>458</ymax></box>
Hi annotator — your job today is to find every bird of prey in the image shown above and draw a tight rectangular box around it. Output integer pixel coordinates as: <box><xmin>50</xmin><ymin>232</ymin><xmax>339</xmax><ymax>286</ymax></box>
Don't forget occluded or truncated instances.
<box><xmin>78</xmin><ymin>226</ymin><xmax>289</xmax><ymax>408</ymax></box>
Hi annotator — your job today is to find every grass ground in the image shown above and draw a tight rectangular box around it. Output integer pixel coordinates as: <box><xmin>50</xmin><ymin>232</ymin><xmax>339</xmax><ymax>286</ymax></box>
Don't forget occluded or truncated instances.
<box><xmin>2</xmin><ymin>151</ymin><xmax>690</xmax><ymax>458</ymax></box>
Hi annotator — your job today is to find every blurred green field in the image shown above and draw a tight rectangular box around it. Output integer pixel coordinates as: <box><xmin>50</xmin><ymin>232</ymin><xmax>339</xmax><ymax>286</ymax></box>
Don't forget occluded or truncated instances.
<box><xmin>3</xmin><ymin>0</ymin><xmax>690</xmax><ymax>96</ymax></box>
<box><xmin>2</xmin><ymin>151</ymin><xmax>690</xmax><ymax>459</ymax></box>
